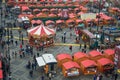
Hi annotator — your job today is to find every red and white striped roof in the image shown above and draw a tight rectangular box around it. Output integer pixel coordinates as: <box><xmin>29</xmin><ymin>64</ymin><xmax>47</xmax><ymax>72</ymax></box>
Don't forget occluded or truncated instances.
<box><xmin>27</xmin><ymin>24</ymin><xmax>55</xmax><ymax>37</ymax></box>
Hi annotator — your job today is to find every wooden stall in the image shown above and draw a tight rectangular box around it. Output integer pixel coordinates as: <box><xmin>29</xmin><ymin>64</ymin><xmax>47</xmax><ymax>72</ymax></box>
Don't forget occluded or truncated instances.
<box><xmin>115</xmin><ymin>45</ymin><xmax>120</xmax><ymax>69</ymax></box>
<box><xmin>104</xmin><ymin>49</ymin><xmax>115</xmax><ymax>61</ymax></box>
<box><xmin>0</xmin><ymin>61</ymin><xmax>2</xmax><ymax>69</ymax></box>
<box><xmin>94</xmin><ymin>18</ymin><xmax>104</xmax><ymax>26</ymax></box>
<box><xmin>73</xmin><ymin>51</ymin><xmax>88</xmax><ymax>64</ymax></box>
<box><xmin>66</xmin><ymin>19</ymin><xmax>75</xmax><ymax>28</ymax></box>
<box><xmin>45</xmin><ymin>20</ymin><xmax>55</xmax><ymax>27</ymax></box>
<box><xmin>56</xmin><ymin>53</ymin><xmax>72</xmax><ymax>68</ymax></box>
<box><xmin>88</xmin><ymin>50</ymin><xmax>103</xmax><ymax>62</ymax></box>
<box><xmin>27</xmin><ymin>24</ymin><xmax>55</xmax><ymax>47</ymax></box>
<box><xmin>21</xmin><ymin>6</ymin><xmax>31</xmax><ymax>14</ymax></box>
<box><xmin>42</xmin><ymin>8</ymin><xmax>49</xmax><ymax>14</ymax></box>
<box><xmin>75</xmin><ymin>19</ymin><xmax>83</xmax><ymax>25</ymax></box>
<box><xmin>81</xmin><ymin>29</ymin><xmax>96</xmax><ymax>45</ymax></box>
<box><xmin>97</xmin><ymin>58</ymin><xmax>114</xmax><ymax>73</ymax></box>
<box><xmin>33</xmin><ymin>9</ymin><xmax>40</xmax><ymax>15</ymax></box>
<box><xmin>36</xmin><ymin>13</ymin><xmax>47</xmax><ymax>17</ymax></box>
<box><xmin>36</xmin><ymin>54</ymin><xmax>57</xmax><ymax>74</ymax></box>
<box><xmin>62</xmin><ymin>61</ymin><xmax>80</xmax><ymax>77</ymax></box>
<box><xmin>80</xmin><ymin>59</ymin><xmax>97</xmax><ymax>75</ymax></box>
<box><xmin>0</xmin><ymin>70</ymin><xmax>3</xmax><ymax>80</ymax></box>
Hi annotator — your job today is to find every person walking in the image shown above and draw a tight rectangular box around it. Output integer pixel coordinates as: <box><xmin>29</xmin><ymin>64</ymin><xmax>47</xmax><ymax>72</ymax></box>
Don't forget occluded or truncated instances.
<box><xmin>93</xmin><ymin>74</ymin><xmax>97</xmax><ymax>80</ymax></box>
<box><xmin>41</xmin><ymin>75</ymin><xmax>44</xmax><ymax>80</ymax></box>
<box><xmin>114</xmin><ymin>73</ymin><xmax>118</xmax><ymax>80</ymax></box>
<box><xmin>29</xmin><ymin>70</ymin><xmax>33</xmax><ymax>77</ymax></box>
<box><xmin>69</xmin><ymin>45</ymin><xmax>72</xmax><ymax>52</ymax></box>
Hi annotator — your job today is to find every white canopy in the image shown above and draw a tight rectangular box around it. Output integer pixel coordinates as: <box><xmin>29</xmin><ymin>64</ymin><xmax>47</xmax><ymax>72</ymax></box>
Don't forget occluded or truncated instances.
<box><xmin>36</xmin><ymin>54</ymin><xmax>57</xmax><ymax>67</ymax></box>
<box><xmin>42</xmin><ymin>54</ymin><xmax>57</xmax><ymax>64</ymax></box>
<box><xmin>36</xmin><ymin>57</ymin><xmax>46</xmax><ymax>67</ymax></box>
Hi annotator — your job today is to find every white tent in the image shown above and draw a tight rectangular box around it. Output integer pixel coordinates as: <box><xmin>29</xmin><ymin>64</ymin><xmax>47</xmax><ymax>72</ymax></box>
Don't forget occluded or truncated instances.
<box><xmin>36</xmin><ymin>54</ymin><xmax>57</xmax><ymax>67</ymax></box>
<box><xmin>36</xmin><ymin>57</ymin><xmax>46</xmax><ymax>67</ymax></box>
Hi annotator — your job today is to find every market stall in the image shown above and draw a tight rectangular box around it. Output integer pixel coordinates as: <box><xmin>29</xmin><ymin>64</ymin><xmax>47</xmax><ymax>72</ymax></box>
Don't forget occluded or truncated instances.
<box><xmin>17</xmin><ymin>16</ymin><xmax>30</xmax><ymax>29</ymax></box>
<box><xmin>36</xmin><ymin>54</ymin><xmax>57</xmax><ymax>74</ymax></box>
<box><xmin>81</xmin><ymin>29</ymin><xmax>96</xmax><ymax>45</ymax></box>
<box><xmin>21</xmin><ymin>6</ymin><xmax>31</xmax><ymax>14</ymax></box>
<box><xmin>97</xmin><ymin>58</ymin><xmax>114</xmax><ymax>73</ymax></box>
<box><xmin>94</xmin><ymin>18</ymin><xmax>104</xmax><ymax>26</ymax></box>
<box><xmin>115</xmin><ymin>45</ymin><xmax>120</xmax><ymax>69</ymax></box>
<box><xmin>80</xmin><ymin>59</ymin><xmax>97</xmax><ymax>75</ymax></box>
<box><xmin>66</xmin><ymin>19</ymin><xmax>75</xmax><ymax>28</ymax></box>
<box><xmin>36</xmin><ymin>13</ymin><xmax>47</xmax><ymax>17</ymax></box>
<box><xmin>0</xmin><ymin>61</ymin><xmax>2</xmax><ymax>69</ymax></box>
<box><xmin>73</xmin><ymin>51</ymin><xmax>88</xmax><ymax>64</ymax></box>
<box><xmin>88</xmin><ymin>50</ymin><xmax>103</xmax><ymax>61</ymax></box>
<box><xmin>33</xmin><ymin>9</ymin><xmax>41</xmax><ymax>15</ymax></box>
<box><xmin>62</xmin><ymin>61</ymin><xmax>80</xmax><ymax>77</ymax></box>
<box><xmin>27</xmin><ymin>24</ymin><xmax>55</xmax><ymax>47</ymax></box>
<box><xmin>56</xmin><ymin>53</ymin><xmax>72</xmax><ymax>68</ymax></box>
<box><xmin>45</xmin><ymin>20</ymin><xmax>55</xmax><ymax>28</ymax></box>
<box><xmin>0</xmin><ymin>70</ymin><xmax>3</xmax><ymax>80</ymax></box>
<box><xmin>56</xmin><ymin>20</ymin><xmax>65</xmax><ymax>30</ymax></box>
<box><xmin>104</xmin><ymin>49</ymin><xmax>115</xmax><ymax>61</ymax></box>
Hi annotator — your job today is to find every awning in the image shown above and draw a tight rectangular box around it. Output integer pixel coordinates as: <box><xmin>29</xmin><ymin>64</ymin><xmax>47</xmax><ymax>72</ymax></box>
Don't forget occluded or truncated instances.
<box><xmin>63</xmin><ymin>61</ymin><xmax>80</xmax><ymax>70</ymax></box>
<box><xmin>36</xmin><ymin>57</ymin><xmax>46</xmax><ymax>67</ymax></box>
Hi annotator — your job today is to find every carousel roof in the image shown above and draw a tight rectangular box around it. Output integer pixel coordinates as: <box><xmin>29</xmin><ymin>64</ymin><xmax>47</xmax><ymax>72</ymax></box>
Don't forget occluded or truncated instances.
<box><xmin>56</xmin><ymin>53</ymin><xmax>72</xmax><ymax>61</ymax></box>
<box><xmin>104</xmin><ymin>49</ymin><xmax>115</xmax><ymax>55</ymax></box>
<box><xmin>63</xmin><ymin>61</ymin><xmax>80</xmax><ymax>70</ymax></box>
<box><xmin>27</xmin><ymin>24</ymin><xmax>55</xmax><ymax>37</ymax></box>
<box><xmin>81</xmin><ymin>59</ymin><xmax>97</xmax><ymax>68</ymax></box>
<box><xmin>97</xmin><ymin>58</ymin><xmax>113</xmax><ymax>66</ymax></box>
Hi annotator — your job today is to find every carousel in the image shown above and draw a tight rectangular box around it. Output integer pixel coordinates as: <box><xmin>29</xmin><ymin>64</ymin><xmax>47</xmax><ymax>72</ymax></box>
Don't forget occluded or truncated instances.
<box><xmin>62</xmin><ymin>61</ymin><xmax>80</xmax><ymax>77</ymax></box>
<box><xmin>27</xmin><ymin>24</ymin><xmax>55</xmax><ymax>47</ymax></box>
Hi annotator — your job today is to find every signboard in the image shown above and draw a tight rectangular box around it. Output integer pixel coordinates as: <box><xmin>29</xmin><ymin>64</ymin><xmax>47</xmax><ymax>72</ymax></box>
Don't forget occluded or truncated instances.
<box><xmin>81</xmin><ymin>13</ymin><xmax>96</xmax><ymax>20</ymax></box>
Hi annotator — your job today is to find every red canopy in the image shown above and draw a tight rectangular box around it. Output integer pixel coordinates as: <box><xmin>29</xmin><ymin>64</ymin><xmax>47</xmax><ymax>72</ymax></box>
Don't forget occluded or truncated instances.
<box><xmin>27</xmin><ymin>24</ymin><xmax>55</xmax><ymax>37</ymax></box>
<box><xmin>89</xmin><ymin>50</ymin><xmax>102</xmax><ymax>57</ymax></box>
<box><xmin>104</xmin><ymin>49</ymin><xmax>115</xmax><ymax>56</ymax></box>
<box><xmin>36</xmin><ymin>13</ymin><xmax>43</xmax><ymax>17</ymax></box>
<box><xmin>97</xmin><ymin>58</ymin><xmax>113</xmax><ymax>66</ymax></box>
<box><xmin>31</xmin><ymin>20</ymin><xmax>36</xmax><ymax>24</ymax></box>
<box><xmin>56</xmin><ymin>53</ymin><xmax>72</xmax><ymax>61</ymax></box>
<box><xmin>56</xmin><ymin>20</ymin><xmax>64</xmax><ymax>24</ymax></box>
<box><xmin>0</xmin><ymin>70</ymin><xmax>3</xmax><ymax>79</ymax></box>
<box><xmin>48</xmin><ymin>14</ymin><xmax>56</xmax><ymax>17</ymax></box>
<box><xmin>81</xmin><ymin>59</ymin><xmax>97</xmax><ymax>68</ymax></box>
<box><xmin>77</xmin><ymin>12</ymin><xmax>84</xmax><ymax>16</ymax></box>
<box><xmin>0</xmin><ymin>61</ymin><xmax>2</xmax><ymax>68</ymax></box>
<box><xmin>45</xmin><ymin>20</ymin><xmax>55</xmax><ymax>25</ymax></box>
<box><xmin>63</xmin><ymin>61</ymin><xmax>80</xmax><ymax>70</ymax></box>
<box><xmin>42</xmin><ymin>8</ymin><xmax>49</xmax><ymax>12</ymax></box>
<box><xmin>33</xmin><ymin>9</ymin><xmax>40</xmax><ymax>12</ymax></box>
<box><xmin>76</xmin><ymin>19</ymin><xmax>83</xmax><ymax>23</ymax></box>
<box><xmin>21</xmin><ymin>6</ymin><xmax>30</xmax><ymax>11</ymax></box>
<box><xmin>73</xmin><ymin>52</ymin><xmax>87</xmax><ymax>59</ymax></box>
<box><xmin>66</xmin><ymin>19</ymin><xmax>74</xmax><ymax>24</ymax></box>
<box><xmin>36</xmin><ymin>20</ymin><xmax>42</xmax><ymax>24</ymax></box>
